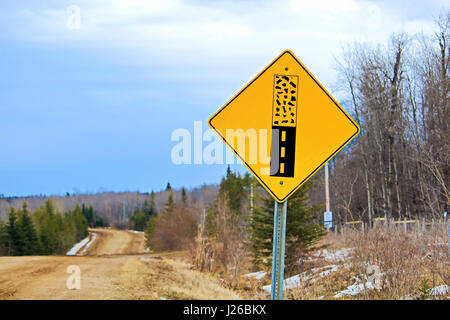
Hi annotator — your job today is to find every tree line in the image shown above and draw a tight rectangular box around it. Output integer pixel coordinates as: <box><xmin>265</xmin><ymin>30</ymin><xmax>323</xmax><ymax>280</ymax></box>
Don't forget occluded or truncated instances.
<box><xmin>307</xmin><ymin>13</ymin><xmax>449</xmax><ymax>225</ymax></box>
<box><xmin>0</xmin><ymin>186</ymin><xmax>218</xmax><ymax>229</ymax></box>
<box><xmin>0</xmin><ymin>200</ymin><xmax>91</xmax><ymax>256</ymax></box>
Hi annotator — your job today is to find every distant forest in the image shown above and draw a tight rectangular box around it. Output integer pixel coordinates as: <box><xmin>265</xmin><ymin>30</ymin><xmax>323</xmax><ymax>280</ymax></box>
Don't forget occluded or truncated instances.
<box><xmin>0</xmin><ymin>184</ymin><xmax>218</xmax><ymax>228</ymax></box>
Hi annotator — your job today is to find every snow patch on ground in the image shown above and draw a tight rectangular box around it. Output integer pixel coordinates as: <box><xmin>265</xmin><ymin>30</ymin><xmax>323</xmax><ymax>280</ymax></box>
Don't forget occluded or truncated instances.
<box><xmin>401</xmin><ymin>284</ymin><xmax>449</xmax><ymax>300</ymax></box>
<box><xmin>79</xmin><ymin>233</ymin><xmax>97</xmax><ymax>255</ymax></box>
<box><xmin>66</xmin><ymin>237</ymin><xmax>90</xmax><ymax>256</ymax></box>
<box><xmin>243</xmin><ymin>271</ymin><xmax>267</xmax><ymax>280</ymax></box>
<box><xmin>66</xmin><ymin>233</ymin><xmax>97</xmax><ymax>256</ymax></box>
<box><xmin>334</xmin><ymin>281</ymin><xmax>376</xmax><ymax>298</ymax></box>
<box><xmin>128</xmin><ymin>230</ymin><xmax>144</xmax><ymax>234</ymax></box>
<box><xmin>430</xmin><ymin>285</ymin><xmax>449</xmax><ymax>296</ymax></box>
<box><xmin>313</xmin><ymin>248</ymin><xmax>354</xmax><ymax>262</ymax></box>
<box><xmin>262</xmin><ymin>264</ymin><xmax>350</xmax><ymax>292</ymax></box>
<box><xmin>140</xmin><ymin>257</ymin><xmax>156</xmax><ymax>262</ymax></box>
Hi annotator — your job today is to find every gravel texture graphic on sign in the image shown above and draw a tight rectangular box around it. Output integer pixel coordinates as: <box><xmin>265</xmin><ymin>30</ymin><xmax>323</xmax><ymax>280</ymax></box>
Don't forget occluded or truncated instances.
<box><xmin>270</xmin><ymin>75</ymin><xmax>298</xmax><ymax>177</ymax></box>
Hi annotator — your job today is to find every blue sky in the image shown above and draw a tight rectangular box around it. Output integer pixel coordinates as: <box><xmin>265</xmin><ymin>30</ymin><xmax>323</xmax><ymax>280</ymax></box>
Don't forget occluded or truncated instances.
<box><xmin>0</xmin><ymin>0</ymin><xmax>447</xmax><ymax>196</ymax></box>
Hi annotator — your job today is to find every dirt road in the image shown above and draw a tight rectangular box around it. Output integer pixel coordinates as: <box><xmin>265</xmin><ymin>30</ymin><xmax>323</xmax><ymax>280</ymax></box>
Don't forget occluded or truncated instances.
<box><xmin>84</xmin><ymin>228</ymin><xmax>147</xmax><ymax>256</ymax></box>
<box><xmin>0</xmin><ymin>229</ymin><xmax>239</xmax><ymax>300</ymax></box>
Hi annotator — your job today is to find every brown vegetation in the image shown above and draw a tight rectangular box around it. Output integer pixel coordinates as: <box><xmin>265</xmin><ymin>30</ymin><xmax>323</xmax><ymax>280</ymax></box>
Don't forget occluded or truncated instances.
<box><xmin>149</xmin><ymin>207</ymin><xmax>198</xmax><ymax>252</ymax></box>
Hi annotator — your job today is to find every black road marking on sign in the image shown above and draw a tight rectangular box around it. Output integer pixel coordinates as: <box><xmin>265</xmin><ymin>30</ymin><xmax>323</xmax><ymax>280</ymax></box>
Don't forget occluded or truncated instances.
<box><xmin>270</xmin><ymin>74</ymin><xmax>298</xmax><ymax>178</ymax></box>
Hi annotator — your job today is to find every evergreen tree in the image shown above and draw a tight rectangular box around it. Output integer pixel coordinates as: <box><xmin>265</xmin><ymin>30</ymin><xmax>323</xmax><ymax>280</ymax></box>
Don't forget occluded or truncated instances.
<box><xmin>218</xmin><ymin>166</ymin><xmax>244</xmax><ymax>215</ymax></box>
<box><xmin>0</xmin><ymin>200</ymin><xmax>92</xmax><ymax>256</ymax></box>
<box><xmin>130</xmin><ymin>209</ymin><xmax>147</xmax><ymax>231</ymax></box>
<box><xmin>144</xmin><ymin>215</ymin><xmax>158</xmax><ymax>250</ymax></box>
<box><xmin>94</xmin><ymin>215</ymin><xmax>106</xmax><ymax>227</ymax></box>
<box><xmin>68</xmin><ymin>205</ymin><xmax>89</xmax><ymax>242</ymax></box>
<box><xmin>80</xmin><ymin>204</ymin><xmax>105</xmax><ymax>228</ymax></box>
<box><xmin>53</xmin><ymin>209</ymin><xmax>67</xmax><ymax>254</ymax></box>
<box><xmin>17</xmin><ymin>203</ymin><xmax>40</xmax><ymax>255</ymax></box>
<box><xmin>6</xmin><ymin>207</ymin><xmax>20</xmax><ymax>256</ymax></box>
<box><xmin>181</xmin><ymin>187</ymin><xmax>188</xmax><ymax>205</ymax></box>
<box><xmin>88</xmin><ymin>205</ymin><xmax>95</xmax><ymax>225</ymax></box>
<box><xmin>81</xmin><ymin>204</ymin><xmax>94</xmax><ymax>227</ymax></box>
<box><xmin>36</xmin><ymin>200</ymin><xmax>59</xmax><ymax>255</ymax></box>
<box><xmin>0</xmin><ymin>218</ymin><xmax>7</xmax><ymax>255</ymax></box>
<box><xmin>204</xmin><ymin>206</ymin><xmax>217</xmax><ymax>238</ymax></box>
<box><xmin>142</xmin><ymin>192</ymin><xmax>157</xmax><ymax>219</ymax></box>
<box><xmin>144</xmin><ymin>191</ymin><xmax>161</xmax><ymax>249</ymax></box>
<box><xmin>165</xmin><ymin>190</ymin><xmax>175</xmax><ymax>212</ymax></box>
<box><xmin>146</xmin><ymin>189</ymin><xmax>175</xmax><ymax>249</ymax></box>
<box><xmin>150</xmin><ymin>191</ymin><xmax>157</xmax><ymax>214</ymax></box>
<box><xmin>203</xmin><ymin>168</ymin><xmax>248</xmax><ymax>270</ymax></box>
<box><xmin>248</xmin><ymin>181</ymin><xmax>326</xmax><ymax>274</ymax></box>
<box><xmin>166</xmin><ymin>182</ymin><xmax>172</xmax><ymax>191</ymax></box>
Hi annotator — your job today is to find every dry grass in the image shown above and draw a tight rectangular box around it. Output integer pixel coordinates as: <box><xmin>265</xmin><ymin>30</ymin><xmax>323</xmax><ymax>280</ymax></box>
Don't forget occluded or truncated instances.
<box><xmin>347</xmin><ymin>225</ymin><xmax>449</xmax><ymax>299</ymax></box>
<box><xmin>116</xmin><ymin>256</ymin><xmax>242</xmax><ymax>300</ymax></box>
<box><xmin>230</xmin><ymin>226</ymin><xmax>449</xmax><ymax>300</ymax></box>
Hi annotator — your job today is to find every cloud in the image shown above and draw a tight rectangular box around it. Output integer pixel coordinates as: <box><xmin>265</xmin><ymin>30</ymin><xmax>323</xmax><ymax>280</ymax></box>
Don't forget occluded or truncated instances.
<box><xmin>2</xmin><ymin>0</ymin><xmax>443</xmax><ymax>87</ymax></box>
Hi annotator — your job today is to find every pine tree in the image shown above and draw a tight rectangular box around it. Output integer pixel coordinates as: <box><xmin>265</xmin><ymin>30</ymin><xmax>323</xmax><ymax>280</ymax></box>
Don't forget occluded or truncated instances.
<box><xmin>150</xmin><ymin>191</ymin><xmax>157</xmax><ymax>215</ymax></box>
<box><xmin>131</xmin><ymin>209</ymin><xmax>147</xmax><ymax>231</ymax></box>
<box><xmin>6</xmin><ymin>207</ymin><xmax>20</xmax><ymax>256</ymax></box>
<box><xmin>166</xmin><ymin>182</ymin><xmax>172</xmax><ymax>191</ymax></box>
<box><xmin>17</xmin><ymin>203</ymin><xmax>40</xmax><ymax>255</ymax></box>
<box><xmin>181</xmin><ymin>187</ymin><xmax>188</xmax><ymax>205</ymax></box>
<box><xmin>0</xmin><ymin>200</ymin><xmax>93</xmax><ymax>256</ymax></box>
<box><xmin>144</xmin><ymin>215</ymin><xmax>158</xmax><ymax>250</ymax></box>
<box><xmin>81</xmin><ymin>204</ymin><xmax>95</xmax><ymax>227</ymax></box>
<box><xmin>94</xmin><ymin>215</ymin><xmax>106</xmax><ymax>227</ymax></box>
<box><xmin>68</xmin><ymin>205</ymin><xmax>89</xmax><ymax>242</ymax></box>
<box><xmin>143</xmin><ymin>192</ymin><xmax>157</xmax><ymax>219</ymax></box>
<box><xmin>165</xmin><ymin>190</ymin><xmax>175</xmax><ymax>212</ymax></box>
<box><xmin>144</xmin><ymin>192</ymin><xmax>161</xmax><ymax>250</ymax></box>
<box><xmin>248</xmin><ymin>181</ymin><xmax>326</xmax><ymax>274</ymax></box>
<box><xmin>218</xmin><ymin>166</ymin><xmax>244</xmax><ymax>215</ymax></box>
<box><xmin>37</xmin><ymin>200</ymin><xmax>58</xmax><ymax>255</ymax></box>
<box><xmin>0</xmin><ymin>218</ymin><xmax>7</xmax><ymax>255</ymax></box>
<box><xmin>204</xmin><ymin>206</ymin><xmax>217</xmax><ymax>238</ymax></box>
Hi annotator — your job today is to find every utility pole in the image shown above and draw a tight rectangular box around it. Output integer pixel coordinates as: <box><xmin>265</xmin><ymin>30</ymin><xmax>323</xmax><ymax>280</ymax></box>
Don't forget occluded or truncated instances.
<box><xmin>250</xmin><ymin>182</ymin><xmax>254</xmax><ymax>213</ymax></box>
<box><xmin>325</xmin><ymin>162</ymin><xmax>330</xmax><ymax>213</ymax></box>
<box><xmin>324</xmin><ymin>162</ymin><xmax>333</xmax><ymax>232</ymax></box>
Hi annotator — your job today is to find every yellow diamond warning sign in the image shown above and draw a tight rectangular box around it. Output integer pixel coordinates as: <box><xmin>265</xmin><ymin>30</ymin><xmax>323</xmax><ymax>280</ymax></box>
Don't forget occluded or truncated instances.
<box><xmin>208</xmin><ymin>50</ymin><xmax>360</xmax><ymax>202</ymax></box>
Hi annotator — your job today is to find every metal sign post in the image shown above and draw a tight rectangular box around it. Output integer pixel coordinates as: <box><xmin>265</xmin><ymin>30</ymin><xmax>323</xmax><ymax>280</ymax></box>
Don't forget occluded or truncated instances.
<box><xmin>271</xmin><ymin>200</ymin><xmax>287</xmax><ymax>300</ymax></box>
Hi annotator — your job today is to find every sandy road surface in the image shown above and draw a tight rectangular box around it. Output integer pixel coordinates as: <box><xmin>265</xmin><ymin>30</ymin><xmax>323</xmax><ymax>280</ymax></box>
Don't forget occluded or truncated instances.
<box><xmin>0</xmin><ymin>229</ymin><xmax>149</xmax><ymax>299</ymax></box>
<box><xmin>0</xmin><ymin>228</ymin><xmax>239</xmax><ymax>300</ymax></box>
<box><xmin>85</xmin><ymin>228</ymin><xmax>146</xmax><ymax>256</ymax></box>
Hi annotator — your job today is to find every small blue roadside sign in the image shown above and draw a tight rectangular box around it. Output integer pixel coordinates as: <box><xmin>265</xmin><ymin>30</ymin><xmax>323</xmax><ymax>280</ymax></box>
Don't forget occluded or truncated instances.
<box><xmin>324</xmin><ymin>211</ymin><xmax>333</xmax><ymax>229</ymax></box>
